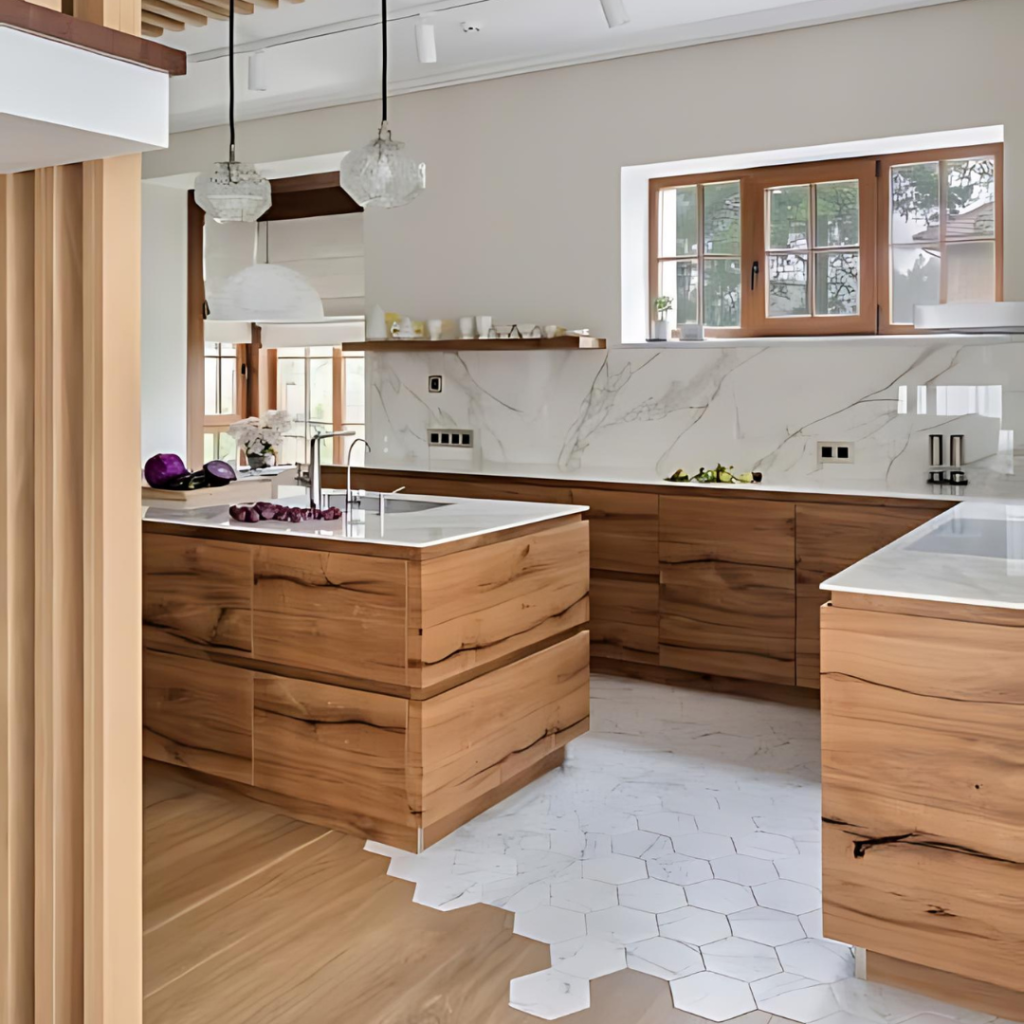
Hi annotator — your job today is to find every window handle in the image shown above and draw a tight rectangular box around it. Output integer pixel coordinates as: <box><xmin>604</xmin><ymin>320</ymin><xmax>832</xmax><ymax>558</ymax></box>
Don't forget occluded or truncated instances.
<box><xmin>750</xmin><ymin>260</ymin><xmax>760</xmax><ymax>291</ymax></box>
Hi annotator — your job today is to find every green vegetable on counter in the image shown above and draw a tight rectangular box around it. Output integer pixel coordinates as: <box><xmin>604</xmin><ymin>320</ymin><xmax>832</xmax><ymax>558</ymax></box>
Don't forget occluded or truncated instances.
<box><xmin>667</xmin><ymin>463</ymin><xmax>762</xmax><ymax>485</ymax></box>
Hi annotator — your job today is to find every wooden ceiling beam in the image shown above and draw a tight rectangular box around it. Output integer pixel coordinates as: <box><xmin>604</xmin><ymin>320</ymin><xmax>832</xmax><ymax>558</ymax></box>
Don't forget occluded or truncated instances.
<box><xmin>161</xmin><ymin>0</ymin><xmax>230</xmax><ymax>19</ymax></box>
<box><xmin>251</xmin><ymin>0</ymin><xmax>280</xmax><ymax>7</ymax></box>
<box><xmin>201</xmin><ymin>0</ymin><xmax>256</xmax><ymax>12</ymax></box>
<box><xmin>143</xmin><ymin>0</ymin><xmax>206</xmax><ymax>26</ymax></box>
<box><xmin>141</xmin><ymin>9</ymin><xmax>186</xmax><ymax>30</ymax></box>
<box><xmin>141</xmin><ymin>21</ymin><xmax>163</xmax><ymax>36</ymax></box>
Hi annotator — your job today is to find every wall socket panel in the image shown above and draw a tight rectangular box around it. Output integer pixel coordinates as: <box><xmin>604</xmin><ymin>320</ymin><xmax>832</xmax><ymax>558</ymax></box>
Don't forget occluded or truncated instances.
<box><xmin>428</xmin><ymin>375</ymin><xmax>443</xmax><ymax>394</ymax></box>
<box><xmin>818</xmin><ymin>441</ymin><xmax>854</xmax><ymax>464</ymax></box>
<box><xmin>429</xmin><ymin>428</ymin><xmax>473</xmax><ymax>448</ymax></box>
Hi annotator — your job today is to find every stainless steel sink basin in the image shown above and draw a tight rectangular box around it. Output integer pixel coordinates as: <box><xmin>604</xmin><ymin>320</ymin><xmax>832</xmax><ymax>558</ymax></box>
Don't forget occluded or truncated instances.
<box><xmin>323</xmin><ymin>492</ymin><xmax>450</xmax><ymax>515</ymax></box>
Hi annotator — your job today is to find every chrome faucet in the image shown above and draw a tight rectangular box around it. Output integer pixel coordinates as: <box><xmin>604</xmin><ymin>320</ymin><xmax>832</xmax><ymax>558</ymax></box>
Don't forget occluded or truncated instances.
<box><xmin>345</xmin><ymin>438</ymin><xmax>372</xmax><ymax>513</ymax></box>
<box><xmin>308</xmin><ymin>430</ymin><xmax>355</xmax><ymax>509</ymax></box>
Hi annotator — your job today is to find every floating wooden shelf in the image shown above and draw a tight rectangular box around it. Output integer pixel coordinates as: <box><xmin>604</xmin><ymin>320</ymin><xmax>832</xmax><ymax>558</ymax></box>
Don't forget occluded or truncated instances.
<box><xmin>346</xmin><ymin>337</ymin><xmax>606</xmax><ymax>352</ymax></box>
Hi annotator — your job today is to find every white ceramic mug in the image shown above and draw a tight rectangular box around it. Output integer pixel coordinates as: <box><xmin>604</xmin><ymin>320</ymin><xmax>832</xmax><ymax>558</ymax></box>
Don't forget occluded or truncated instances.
<box><xmin>544</xmin><ymin>325</ymin><xmax>559</xmax><ymax>339</ymax></box>
<box><xmin>476</xmin><ymin>315</ymin><xmax>492</xmax><ymax>338</ymax></box>
<box><xmin>427</xmin><ymin>319</ymin><xmax>443</xmax><ymax>341</ymax></box>
<box><xmin>459</xmin><ymin>317</ymin><xmax>474</xmax><ymax>339</ymax></box>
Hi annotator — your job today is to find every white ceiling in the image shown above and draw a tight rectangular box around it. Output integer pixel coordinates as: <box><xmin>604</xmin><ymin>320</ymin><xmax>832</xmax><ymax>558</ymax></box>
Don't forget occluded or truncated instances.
<box><xmin>169</xmin><ymin>0</ymin><xmax>965</xmax><ymax>133</ymax></box>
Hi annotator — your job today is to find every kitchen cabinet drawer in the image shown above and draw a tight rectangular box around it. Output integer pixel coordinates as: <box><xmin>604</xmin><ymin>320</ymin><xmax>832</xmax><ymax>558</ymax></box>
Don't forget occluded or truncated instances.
<box><xmin>660</xmin><ymin>561</ymin><xmax>795</xmax><ymax>685</ymax></box>
<box><xmin>795</xmin><ymin>502</ymin><xmax>944</xmax><ymax>688</ymax></box>
<box><xmin>660</xmin><ymin>495</ymin><xmax>795</xmax><ymax>569</ymax></box>
<box><xmin>143</xmin><ymin>534</ymin><xmax>253</xmax><ymax>655</ymax></box>
<box><xmin>590</xmin><ymin>574</ymin><xmax>658</xmax><ymax>665</ymax></box>
<box><xmin>143</xmin><ymin>650</ymin><xmax>254</xmax><ymax>784</ymax></box>
<box><xmin>570</xmin><ymin>488</ymin><xmax>658</xmax><ymax>575</ymax></box>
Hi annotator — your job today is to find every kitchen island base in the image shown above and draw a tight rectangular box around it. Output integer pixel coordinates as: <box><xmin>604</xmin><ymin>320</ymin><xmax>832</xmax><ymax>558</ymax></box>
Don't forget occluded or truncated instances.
<box><xmin>142</xmin><ymin>506</ymin><xmax>591</xmax><ymax>853</ymax></box>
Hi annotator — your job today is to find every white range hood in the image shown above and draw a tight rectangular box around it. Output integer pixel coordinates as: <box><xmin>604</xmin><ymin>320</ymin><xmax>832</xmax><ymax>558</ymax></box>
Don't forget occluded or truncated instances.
<box><xmin>915</xmin><ymin>303</ymin><xmax>1024</xmax><ymax>334</ymax></box>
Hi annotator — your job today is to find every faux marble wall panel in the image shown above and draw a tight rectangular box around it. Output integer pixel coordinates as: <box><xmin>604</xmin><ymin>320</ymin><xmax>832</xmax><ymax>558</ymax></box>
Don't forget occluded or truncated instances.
<box><xmin>367</xmin><ymin>341</ymin><xmax>1024</xmax><ymax>485</ymax></box>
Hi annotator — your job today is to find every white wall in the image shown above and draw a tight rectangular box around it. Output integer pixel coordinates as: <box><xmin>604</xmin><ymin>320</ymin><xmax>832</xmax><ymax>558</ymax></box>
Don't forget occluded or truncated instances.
<box><xmin>141</xmin><ymin>182</ymin><xmax>188</xmax><ymax>461</ymax></box>
<box><xmin>145</xmin><ymin>0</ymin><xmax>1024</xmax><ymax>340</ymax></box>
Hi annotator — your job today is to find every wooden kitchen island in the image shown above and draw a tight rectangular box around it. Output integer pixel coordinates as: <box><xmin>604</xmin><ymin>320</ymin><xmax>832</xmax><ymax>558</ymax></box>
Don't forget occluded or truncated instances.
<box><xmin>141</xmin><ymin>492</ymin><xmax>591</xmax><ymax>852</ymax></box>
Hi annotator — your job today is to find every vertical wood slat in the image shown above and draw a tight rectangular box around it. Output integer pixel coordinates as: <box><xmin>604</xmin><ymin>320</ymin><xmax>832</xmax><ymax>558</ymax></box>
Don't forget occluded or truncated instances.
<box><xmin>0</xmin><ymin>171</ymin><xmax>37</xmax><ymax>1024</ymax></box>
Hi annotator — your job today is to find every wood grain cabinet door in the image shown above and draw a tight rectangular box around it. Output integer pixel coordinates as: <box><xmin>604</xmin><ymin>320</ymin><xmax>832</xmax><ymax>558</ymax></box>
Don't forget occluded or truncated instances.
<box><xmin>659</xmin><ymin>495</ymin><xmax>796</xmax><ymax>685</ymax></box>
<box><xmin>795</xmin><ymin>502</ymin><xmax>944</xmax><ymax>688</ymax></box>
<box><xmin>143</xmin><ymin>650</ymin><xmax>254</xmax><ymax>784</ymax></box>
<box><xmin>570</xmin><ymin>488</ymin><xmax>659</xmax><ymax>575</ymax></box>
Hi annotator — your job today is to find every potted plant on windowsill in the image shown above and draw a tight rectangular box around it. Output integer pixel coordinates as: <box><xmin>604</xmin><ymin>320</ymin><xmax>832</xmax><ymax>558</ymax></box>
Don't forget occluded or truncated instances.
<box><xmin>652</xmin><ymin>295</ymin><xmax>673</xmax><ymax>341</ymax></box>
<box><xmin>228</xmin><ymin>410</ymin><xmax>293</xmax><ymax>471</ymax></box>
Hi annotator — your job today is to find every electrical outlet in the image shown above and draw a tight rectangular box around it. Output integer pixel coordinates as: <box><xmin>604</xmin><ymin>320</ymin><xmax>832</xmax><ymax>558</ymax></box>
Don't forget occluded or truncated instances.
<box><xmin>429</xmin><ymin>428</ymin><xmax>473</xmax><ymax>448</ymax></box>
<box><xmin>428</xmin><ymin>375</ymin><xmax>443</xmax><ymax>394</ymax></box>
<box><xmin>818</xmin><ymin>441</ymin><xmax>854</xmax><ymax>464</ymax></box>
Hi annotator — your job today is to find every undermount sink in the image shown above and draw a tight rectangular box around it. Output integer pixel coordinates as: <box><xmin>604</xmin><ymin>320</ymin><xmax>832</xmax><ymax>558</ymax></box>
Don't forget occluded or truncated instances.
<box><xmin>323</xmin><ymin>492</ymin><xmax>451</xmax><ymax>515</ymax></box>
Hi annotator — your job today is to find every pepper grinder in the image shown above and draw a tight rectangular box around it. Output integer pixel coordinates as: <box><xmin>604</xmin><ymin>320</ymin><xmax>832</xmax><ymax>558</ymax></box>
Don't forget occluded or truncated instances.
<box><xmin>949</xmin><ymin>434</ymin><xmax>967</xmax><ymax>485</ymax></box>
<box><xmin>928</xmin><ymin>434</ymin><xmax>945</xmax><ymax>485</ymax></box>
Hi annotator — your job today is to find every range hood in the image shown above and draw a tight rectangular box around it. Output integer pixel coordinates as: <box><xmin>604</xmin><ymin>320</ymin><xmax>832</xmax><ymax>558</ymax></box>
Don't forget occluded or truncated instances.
<box><xmin>915</xmin><ymin>302</ymin><xmax>1024</xmax><ymax>333</ymax></box>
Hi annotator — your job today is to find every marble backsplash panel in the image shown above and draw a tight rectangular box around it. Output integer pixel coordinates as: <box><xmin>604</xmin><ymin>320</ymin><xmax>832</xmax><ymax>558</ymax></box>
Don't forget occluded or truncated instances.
<box><xmin>366</xmin><ymin>340</ymin><xmax>1024</xmax><ymax>485</ymax></box>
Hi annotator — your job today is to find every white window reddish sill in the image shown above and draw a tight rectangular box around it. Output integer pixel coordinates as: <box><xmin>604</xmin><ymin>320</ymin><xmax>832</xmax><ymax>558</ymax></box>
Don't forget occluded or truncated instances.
<box><xmin>616</xmin><ymin>333</ymin><xmax>1017</xmax><ymax>350</ymax></box>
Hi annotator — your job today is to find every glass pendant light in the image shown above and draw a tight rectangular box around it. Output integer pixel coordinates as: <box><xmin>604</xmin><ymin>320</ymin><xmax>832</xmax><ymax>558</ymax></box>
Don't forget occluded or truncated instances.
<box><xmin>340</xmin><ymin>0</ymin><xmax>426</xmax><ymax>209</ymax></box>
<box><xmin>194</xmin><ymin>0</ymin><xmax>271</xmax><ymax>223</ymax></box>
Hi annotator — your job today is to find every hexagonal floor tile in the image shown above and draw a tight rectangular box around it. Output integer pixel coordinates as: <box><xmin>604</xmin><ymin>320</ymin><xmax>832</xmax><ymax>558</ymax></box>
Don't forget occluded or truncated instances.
<box><xmin>660</xmin><ymin>790</ymin><xmax>721</xmax><ymax>816</ymax></box>
<box><xmin>670</xmin><ymin>972</ymin><xmax>757</xmax><ymax>1021</ymax></box>
<box><xmin>729</xmin><ymin>906</ymin><xmax>806</xmax><ymax>946</ymax></box>
<box><xmin>647</xmin><ymin>850</ymin><xmax>714</xmax><ymax>887</ymax></box>
<box><xmin>637</xmin><ymin>811</ymin><xmax>698</xmax><ymax>837</ymax></box>
<box><xmin>754</xmin><ymin>879</ymin><xmax>822</xmax><ymax>915</ymax></box>
<box><xmin>777</xmin><ymin>937</ymin><xmax>856</xmax><ymax>983</ymax></box>
<box><xmin>514</xmin><ymin>905</ymin><xmax>587</xmax><ymax>944</ymax></box>
<box><xmin>626</xmin><ymin>936</ymin><xmax>704</xmax><ymax>980</ymax></box>
<box><xmin>576</xmin><ymin>809</ymin><xmax>638</xmax><ymax>835</ymax></box>
<box><xmin>580</xmin><ymin>854</ymin><xmax>647</xmax><ymax>885</ymax></box>
<box><xmin>509</xmin><ymin>968</ymin><xmax>590</xmax><ymax>1020</ymax></box>
<box><xmin>712</xmin><ymin>854</ymin><xmax>779</xmax><ymax>886</ymax></box>
<box><xmin>658</xmin><ymin>905</ymin><xmax>732</xmax><ymax>946</ymax></box>
<box><xmin>799</xmin><ymin>908</ymin><xmax>823</xmax><ymax>937</ymax></box>
<box><xmin>775</xmin><ymin>854</ymin><xmax>823</xmax><ymax>888</ymax></box>
<box><xmin>753</xmin><ymin>815</ymin><xmax>820</xmax><ymax>842</ymax></box>
<box><xmin>686</xmin><ymin>878</ymin><xmax>757</xmax><ymax>914</ymax></box>
<box><xmin>751</xmin><ymin>972</ymin><xmax>839</xmax><ymax>1020</ymax></box>
<box><xmin>695</xmin><ymin>813</ymin><xmax>756</xmax><ymax>837</ymax></box>
<box><xmin>550</xmin><ymin>878</ymin><xmax>618</xmax><ymax>913</ymax></box>
<box><xmin>586</xmin><ymin>905</ymin><xmax>659</xmax><ymax>944</ymax></box>
<box><xmin>618</xmin><ymin>877</ymin><xmax>688</xmax><ymax>914</ymax></box>
<box><xmin>702</xmin><ymin>936</ymin><xmax>782</xmax><ymax>982</ymax></box>
<box><xmin>549</xmin><ymin>936</ymin><xmax>626</xmax><ymax>980</ymax></box>
<box><xmin>611</xmin><ymin>830</ymin><xmax>660</xmax><ymax>859</ymax></box>
<box><xmin>671</xmin><ymin>832</ymin><xmax>736</xmax><ymax>861</ymax></box>
<box><xmin>735</xmin><ymin>832</ymin><xmax>800</xmax><ymax>861</ymax></box>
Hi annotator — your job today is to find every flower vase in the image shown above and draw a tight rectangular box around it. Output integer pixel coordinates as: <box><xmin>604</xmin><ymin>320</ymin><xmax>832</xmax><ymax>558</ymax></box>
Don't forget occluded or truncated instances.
<box><xmin>247</xmin><ymin>452</ymin><xmax>274</xmax><ymax>471</ymax></box>
<box><xmin>652</xmin><ymin>320</ymin><xmax>669</xmax><ymax>341</ymax></box>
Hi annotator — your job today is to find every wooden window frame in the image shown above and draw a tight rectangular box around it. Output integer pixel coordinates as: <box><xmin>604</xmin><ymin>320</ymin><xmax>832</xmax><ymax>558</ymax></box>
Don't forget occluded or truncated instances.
<box><xmin>877</xmin><ymin>143</ymin><xmax>1003</xmax><ymax>335</ymax></box>
<box><xmin>648</xmin><ymin>144</ymin><xmax>1003</xmax><ymax>340</ymax></box>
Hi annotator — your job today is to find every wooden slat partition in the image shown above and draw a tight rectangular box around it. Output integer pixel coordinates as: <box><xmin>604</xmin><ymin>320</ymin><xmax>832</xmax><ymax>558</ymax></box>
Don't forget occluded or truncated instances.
<box><xmin>0</xmin><ymin>0</ymin><xmax>144</xmax><ymax>1018</ymax></box>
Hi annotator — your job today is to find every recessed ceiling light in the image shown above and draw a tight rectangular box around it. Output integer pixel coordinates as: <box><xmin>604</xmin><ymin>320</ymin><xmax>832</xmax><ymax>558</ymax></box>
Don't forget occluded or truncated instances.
<box><xmin>460</xmin><ymin>21</ymin><xmax>482</xmax><ymax>33</ymax></box>
<box><xmin>600</xmin><ymin>0</ymin><xmax>630</xmax><ymax>29</ymax></box>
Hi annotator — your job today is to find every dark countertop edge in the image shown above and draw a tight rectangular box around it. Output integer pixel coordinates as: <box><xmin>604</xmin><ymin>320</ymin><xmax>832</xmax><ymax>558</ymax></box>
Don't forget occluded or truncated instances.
<box><xmin>0</xmin><ymin>0</ymin><xmax>186</xmax><ymax>75</ymax></box>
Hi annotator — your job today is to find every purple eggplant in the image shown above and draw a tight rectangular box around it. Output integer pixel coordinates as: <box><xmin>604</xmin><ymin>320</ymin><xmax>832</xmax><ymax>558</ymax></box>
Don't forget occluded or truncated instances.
<box><xmin>144</xmin><ymin>453</ymin><xmax>189</xmax><ymax>489</ymax></box>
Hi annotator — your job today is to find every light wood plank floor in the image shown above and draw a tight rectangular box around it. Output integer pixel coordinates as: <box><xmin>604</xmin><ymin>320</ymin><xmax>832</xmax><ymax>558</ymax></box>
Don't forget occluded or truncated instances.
<box><xmin>144</xmin><ymin>763</ymin><xmax>789</xmax><ymax>1024</ymax></box>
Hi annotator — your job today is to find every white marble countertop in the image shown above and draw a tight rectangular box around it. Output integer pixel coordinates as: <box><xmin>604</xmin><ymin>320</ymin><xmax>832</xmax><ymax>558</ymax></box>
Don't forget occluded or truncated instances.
<box><xmin>358</xmin><ymin>458</ymin><xmax>1024</xmax><ymax>503</ymax></box>
<box><xmin>142</xmin><ymin>489</ymin><xmax>588</xmax><ymax>550</ymax></box>
<box><xmin>823</xmin><ymin>500</ymin><xmax>1024</xmax><ymax>610</ymax></box>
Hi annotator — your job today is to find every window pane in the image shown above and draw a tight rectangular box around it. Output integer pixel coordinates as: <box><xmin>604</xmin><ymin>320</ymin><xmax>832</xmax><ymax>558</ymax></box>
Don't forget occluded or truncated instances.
<box><xmin>308</xmin><ymin>346</ymin><xmax>335</xmax><ymax>357</ymax></box>
<box><xmin>768</xmin><ymin>253</ymin><xmax>809</xmax><ymax>317</ymax></box>
<box><xmin>768</xmin><ymin>185</ymin><xmax>809</xmax><ymax>250</ymax></box>
<box><xmin>218</xmin><ymin>431</ymin><xmax>238</xmax><ymax>463</ymax></box>
<box><xmin>891</xmin><ymin>162</ymin><xmax>939</xmax><ymax>244</ymax></box>
<box><xmin>815</xmin><ymin>252</ymin><xmax>859</xmax><ymax>315</ymax></box>
<box><xmin>343</xmin><ymin>427</ymin><xmax>367</xmax><ymax>467</ymax></box>
<box><xmin>660</xmin><ymin>186</ymin><xmax>699</xmax><ymax>257</ymax></box>
<box><xmin>309</xmin><ymin>357</ymin><xmax>333</xmax><ymax>424</ymax></box>
<box><xmin>658</xmin><ymin>260</ymin><xmax>698</xmax><ymax>327</ymax></box>
<box><xmin>344</xmin><ymin>356</ymin><xmax>365</xmax><ymax>424</ymax></box>
<box><xmin>815</xmin><ymin>181</ymin><xmax>859</xmax><ymax>247</ymax></box>
<box><xmin>278</xmin><ymin>358</ymin><xmax>305</xmax><ymax>421</ymax></box>
<box><xmin>203</xmin><ymin>431</ymin><xmax>215</xmax><ymax>463</ymax></box>
<box><xmin>945</xmin><ymin>158</ymin><xmax>996</xmax><ymax>239</ymax></box>
<box><xmin>891</xmin><ymin>246</ymin><xmax>940</xmax><ymax>325</ymax></box>
<box><xmin>279</xmin><ymin>434</ymin><xmax>306</xmax><ymax>467</ymax></box>
<box><xmin>703</xmin><ymin>258</ymin><xmax>741</xmax><ymax>328</ymax></box>
<box><xmin>946</xmin><ymin>241</ymin><xmax>996</xmax><ymax>304</ymax></box>
<box><xmin>204</xmin><ymin>358</ymin><xmax>218</xmax><ymax>416</ymax></box>
<box><xmin>703</xmin><ymin>182</ymin><xmax>740</xmax><ymax>255</ymax></box>
<box><xmin>219</xmin><ymin>356</ymin><xmax>236</xmax><ymax>415</ymax></box>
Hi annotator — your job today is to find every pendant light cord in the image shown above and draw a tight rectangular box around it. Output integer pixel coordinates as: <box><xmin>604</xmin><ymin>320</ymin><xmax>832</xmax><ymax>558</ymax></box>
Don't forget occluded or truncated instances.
<box><xmin>381</xmin><ymin>0</ymin><xmax>388</xmax><ymax>126</ymax></box>
<box><xmin>229</xmin><ymin>0</ymin><xmax>237</xmax><ymax>161</ymax></box>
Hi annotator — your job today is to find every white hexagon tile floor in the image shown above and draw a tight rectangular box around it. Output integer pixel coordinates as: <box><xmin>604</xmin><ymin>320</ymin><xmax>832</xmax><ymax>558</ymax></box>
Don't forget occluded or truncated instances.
<box><xmin>364</xmin><ymin>674</ymin><xmax>1014</xmax><ymax>1024</ymax></box>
